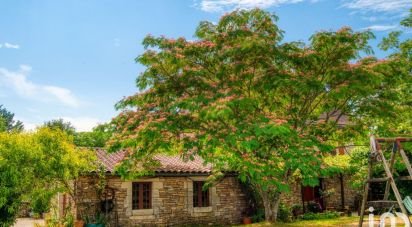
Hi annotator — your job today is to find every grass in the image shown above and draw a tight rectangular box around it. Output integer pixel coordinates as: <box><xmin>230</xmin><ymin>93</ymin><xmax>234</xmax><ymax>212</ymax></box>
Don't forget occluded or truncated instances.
<box><xmin>240</xmin><ymin>216</ymin><xmax>359</xmax><ymax>227</ymax></box>
<box><xmin>239</xmin><ymin>215</ymin><xmax>412</xmax><ymax>226</ymax></box>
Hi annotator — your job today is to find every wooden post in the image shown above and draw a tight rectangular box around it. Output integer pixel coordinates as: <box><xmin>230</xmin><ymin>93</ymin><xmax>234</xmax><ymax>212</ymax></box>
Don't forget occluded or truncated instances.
<box><xmin>383</xmin><ymin>143</ymin><xmax>397</xmax><ymax>200</ymax></box>
<box><xmin>397</xmin><ymin>140</ymin><xmax>412</xmax><ymax>178</ymax></box>
<box><xmin>358</xmin><ymin>161</ymin><xmax>372</xmax><ymax>227</ymax></box>
<box><xmin>359</xmin><ymin>136</ymin><xmax>412</xmax><ymax>226</ymax></box>
<box><xmin>377</xmin><ymin>147</ymin><xmax>408</xmax><ymax>216</ymax></box>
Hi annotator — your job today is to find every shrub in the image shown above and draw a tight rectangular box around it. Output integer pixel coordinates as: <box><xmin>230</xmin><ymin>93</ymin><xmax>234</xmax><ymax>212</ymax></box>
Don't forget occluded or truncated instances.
<box><xmin>300</xmin><ymin>211</ymin><xmax>340</xmax><ymax>220</ymax></box>
<box><xmin>277</xmin><ymin>203</ymin><xmax>292</xmax><ymax>222</ymax></box>
<box><xmin>307</xmin><ymin>201</ymin><xmax>322</xmax><ymax>213</ymax></box>
<box><xmin>30</xmin><ymin>189</ymin><xmax>55</xmax><ymax>215</ymax></box>
<box><xmin>291</xmin><ymin>204</ymin><xmax>303</xmax><ymax>217</ymax></box>
<box><xmin>251</xmin><ymin>209</ymin><xmax>265</xmax><ymax>223</ymax></box>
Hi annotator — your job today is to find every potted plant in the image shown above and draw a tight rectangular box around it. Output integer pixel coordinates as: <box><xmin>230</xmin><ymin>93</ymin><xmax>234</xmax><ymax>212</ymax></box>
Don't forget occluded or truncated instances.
<box><xmin>74</xmin><ymin>219</ymin><xmax>85</xmax><ymax>227</ymax></box>
<box><xmin>242</xmin><ymin>208</ymin><xmax>253</xmax><ymax>225</ymax></box>
<box><xmin>84</xmin><ymin>213</ymin><xmax>106</xmax><ymax>227</ymax></box>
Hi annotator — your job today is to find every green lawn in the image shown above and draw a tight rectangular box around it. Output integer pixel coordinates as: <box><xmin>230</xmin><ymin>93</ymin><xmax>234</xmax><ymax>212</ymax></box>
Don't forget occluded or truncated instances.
<box><xmin>240</xmin><ymin>217</ymin><xmax>359</xmax><ymax>227</ymax></box>
<box><xmin>239</xmin><ymin>216</ymin><xmax>412</xmax><ymax>226</ymax></box>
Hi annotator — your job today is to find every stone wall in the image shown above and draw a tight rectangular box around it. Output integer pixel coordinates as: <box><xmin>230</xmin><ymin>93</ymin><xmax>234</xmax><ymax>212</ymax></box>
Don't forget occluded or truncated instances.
<box><xmin>75</xmin><ymin>175</ymin><xmax>248</xmax><ymax>226</ymax></box>
<box><xmin>322</xmin><ymin>175</ymin><xmax>359</xmax><ymax>210</ymax></box>
<box><xmin>280</xmin><ymin>179</ymin><xmax>302</xmax><ymax>208</ymax></box>
<box><xmin>280</xmin><ymin>175</ymin><xmax>359</xmax><ymax>211</ymax></box>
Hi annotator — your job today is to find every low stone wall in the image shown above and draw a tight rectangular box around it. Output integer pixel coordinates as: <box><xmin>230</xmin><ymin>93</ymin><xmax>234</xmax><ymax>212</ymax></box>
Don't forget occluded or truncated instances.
<box><xmin>75</xmin><ymin>175</ymin><xmax>248</xmax><ymax>226</ymax></box>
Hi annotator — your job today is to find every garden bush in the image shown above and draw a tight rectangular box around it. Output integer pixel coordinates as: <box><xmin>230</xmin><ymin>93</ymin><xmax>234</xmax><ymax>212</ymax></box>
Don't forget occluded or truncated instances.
<box><xmin>251</xmin><ymin>209</ymin><xmax>265</xmax><ymax>223</ymax></box>
<box><xmin>277</xmin><ymin>203</ymin><xmax>292</xmax><ymax>222</ymax></box>
<box><xmin>300</xmin><ymin>211</ymin><xmax>340</xmax><ymax>220</ymax></box>
<box><xmin>306</xmin><ymin>201</ymin><xmax>323</xmax><ymax>213</ymax></box>
<box><xmin>30</xmin><ymin>189</ymin><xmax>55</xmax><ymax>215</ymax></box>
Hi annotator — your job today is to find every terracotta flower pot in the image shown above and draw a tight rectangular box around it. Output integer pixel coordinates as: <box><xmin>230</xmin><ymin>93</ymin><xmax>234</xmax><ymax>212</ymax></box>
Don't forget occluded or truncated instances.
<box><xmin>75</xmin><ymin>220</ymin><xmax>85</xmax><ymax>227</ymax></box>
<box><xmin>243</xmin><ymin>217</ymin><xmax>252</xmax><ymax>225</ymax></box>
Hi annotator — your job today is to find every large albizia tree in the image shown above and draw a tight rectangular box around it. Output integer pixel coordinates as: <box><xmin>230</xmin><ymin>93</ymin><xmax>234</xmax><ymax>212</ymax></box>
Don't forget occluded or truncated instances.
<box><xmin>109</xmin><ymin>9</ymin><xmax>410</xmax><ymax>221</ymax></box>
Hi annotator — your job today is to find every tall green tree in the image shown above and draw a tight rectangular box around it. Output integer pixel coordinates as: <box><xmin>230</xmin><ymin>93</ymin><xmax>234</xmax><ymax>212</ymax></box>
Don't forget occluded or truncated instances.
<box><xmin>109</xmin><ymin>9</ymin><xmax>410</xmax><ymax>221</ymax></box>
<box><xmin>0</xmin><ymin>117</ymin><xmax>6</xmax><ymax>132</ymax></box>
<box><xmin>43</xmin><ymin>118</ymin><xmax>76</xmax><ymax>135</ymax></box>
<box><xmin>0</xmin><ymin>105</ymin><xmax>23</xmax><ymax>132</ymax></box>
<box><xmin>74</xmin><ymin>123</ymin><xmax>114</xmax><ymax>147</ymax></box>
<box><xmin>0</xmin><ymin>128</ymin><xmax>92</xmax><ymax>226</ymax></box>
<box><xmin>337</xmin><ymin>8</ymin><xmax>412</xmax><ymax>197</ymax></box>
<box><xmin>373</xmin><ymin>8</ymin><xmax>412</xmax><ymax>136</ymax></box>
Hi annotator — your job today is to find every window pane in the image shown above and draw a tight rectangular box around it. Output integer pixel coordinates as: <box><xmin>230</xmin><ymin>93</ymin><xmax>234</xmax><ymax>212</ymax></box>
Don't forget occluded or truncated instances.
<box><xmin>193</xmin><ymin>181</ymin><xmax>209</xmax><ymax>207</ymax></box>
<box><xmin>193</xmin><ymin>182</ymin><xmax>199</xmax><ymax>207</ymax></box>
<box><xmin>202</xmin><ymin>189</ymin><xmax>209</xmax><ymax>207</ymax></box>
<box><xmin>132</xmin><ymin>182</ymin><xmax>152</xmax><ymax>210</ymax></box>
<box><xmin>132</xmin><ymin>182</ymin><xmax>139</xmax><ymax>210</ymax></box>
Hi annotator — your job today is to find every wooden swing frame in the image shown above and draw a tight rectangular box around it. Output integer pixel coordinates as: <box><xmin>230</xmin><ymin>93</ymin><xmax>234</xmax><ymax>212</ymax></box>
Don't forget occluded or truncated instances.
<box><xmin>358</xmin><ymin>136</ymin><xmax>412</xmax><ymax>226</ymax></box>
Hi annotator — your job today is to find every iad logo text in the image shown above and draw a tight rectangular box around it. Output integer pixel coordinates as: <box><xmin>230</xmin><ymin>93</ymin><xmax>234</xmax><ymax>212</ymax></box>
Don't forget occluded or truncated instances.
<box><xmin>368</xmin><ymin>207</ymin><xmax>410</xmax><ymax>227</ymax></box>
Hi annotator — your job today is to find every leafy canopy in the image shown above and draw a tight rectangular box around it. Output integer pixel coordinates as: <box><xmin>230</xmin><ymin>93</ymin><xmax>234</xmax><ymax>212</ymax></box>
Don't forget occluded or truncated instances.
<box><xmin>74</xmin><ymin>123</ymin><xmax>114</xmax><ymax>147</ymax></box>
<box><xmin>0</xmin><ymin>128</ymin><xmax>93</xmax><ymax>226</ymax></box>
<box><xmin>43</xmin><ymin>118</ymin><xmax>76</xmax><ymax>135</ymax></box>
<box><xmin>0</xmin><ymin>105</ymin><xmax>23</xmax><ymax>132</ymax></box>
<box><xmin>109</xmin><ymin>9</ymin><xmax>411</xmax><ymax>220</ymax></box>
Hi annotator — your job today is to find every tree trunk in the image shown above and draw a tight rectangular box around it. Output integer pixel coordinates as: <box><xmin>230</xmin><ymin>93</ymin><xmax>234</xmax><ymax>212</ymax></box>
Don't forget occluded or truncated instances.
<box><xmin>261</xmin><ymin>190</ymin><xmax>281</xmax><ymax>222</ymax></box>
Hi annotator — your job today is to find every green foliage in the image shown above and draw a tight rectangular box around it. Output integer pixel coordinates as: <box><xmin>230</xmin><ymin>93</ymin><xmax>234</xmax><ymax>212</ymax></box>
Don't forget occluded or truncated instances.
<box><xmin>374</xmin><ymin>9</ymin><xmax>412</xmax><ymax>137</ymax></box>
<box><xmin>43</xmin><ymin>119</ymin><xmax>113</xmax><ymax>148</ymax></box>
<box><xmin>323</xmin><ymin>155</ymin><xmax>351</xmax><ymax>175</ymax></box>
<box><xmin>0</xmin><ymin>116</ymin><xmax>6</xmax><ymax>132</ymax></box>
<box><xmin>0</xmin><ymin>128</ymin><xmax>93</xmax><ymax>226</ymax></box>
<box><xmin>251</xmin><ymin>209</ymin><xmax>265</xmax><ymax>223</ymax></box>
<box><xmin>277</xmin><ymin>203</ymin><xmax>292</xmax><ymax>222</ymax></box>
<box><xmin>74</xmin><ymin>123</ymin><xmax>113</xmax><ymax>147</ymax></box>
<box><xmin>43</xmin><ymin>119</ymin><xmax>76</xmax><ymax>135</ymax></box>
<box><xmin>342</xmin><ymin>9</ymin><xmax>412</xmax><ymax>195</ymax></box>
<box><xmin>110</xmin><ymin>9</ymin><xmax>411</xmax><ymax>221</ymax></box>
<box><xmin>400</xmin><ymin>9</ymin><xmax>412</xmax><ymax>28</ymax></box>
<box><xmin>30</xmin><ymin>188</ymin><xmax>55</xmax><ymax>215</ymax></box>
<box><xmin>84</xmin><ymin>212</ymin><xmax>107</xmax><ymax>224</ymax></box>
<box><xmin>0</xmin><ymin>105</ymin><xmax>24</xmax><ymax>132</ymax></box>
<box><xmin>379</xmin><ymin>31</ymin><xmax>402</xmax><ymax>51</ymax></box>
<box><xmin>62</xmin><ymin>210</ymin><xmax>75</xmax><ymax>227</ymax></box>
<box><xmin>300</xmin><ymin>211</ymin><xmax>340</xmax><ymax>220</ymax></box>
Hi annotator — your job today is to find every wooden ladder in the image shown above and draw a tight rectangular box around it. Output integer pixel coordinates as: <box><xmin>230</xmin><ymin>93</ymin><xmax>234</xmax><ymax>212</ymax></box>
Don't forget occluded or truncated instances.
<box><xmin>358</xmin><ymin>136</ymin><xmax>412</xmax><ymax>227</ymax></box>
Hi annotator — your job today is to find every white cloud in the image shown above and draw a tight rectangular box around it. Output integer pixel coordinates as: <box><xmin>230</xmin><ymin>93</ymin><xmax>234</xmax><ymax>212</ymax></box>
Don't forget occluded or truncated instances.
<box><xmin>362</xmin><ymin>16</ymin><xmax>378</xmax><ymax>22</ymax></box>
<box><xmin>23</xmin><ymin>122</ymin><xmax>38</xmax><ymax>131</ymax></box>
<box><xmin>43</xmin><ymin>86</ymin><xmax>80</xmax><ymax>107</ymax></box>
<box><xmin>362</xmin><ymin>24</ymin><xmax>398</xmax><ymax>31</ymax></box>
<box><xmin>18</xmin><ymin>116</ymin><xmax>102</xmax><ymax>132</ymax></box>
<box><xmin>61</xmin><ymin>116</ymin><xmax>101</xmax><ymax>132</ymax></box>
<box><xmin>0</xmin><ymin>65</ymin><xmax>80</xmax><ymax>108</ymax></box>
<box><xmin>198</xmin><ymin>0</ymin><xmax>305</xmax><ymax>12</ymax></box>
<box><xmin>3</xmin><ymin>42</ymin><xmax>20</xmax><ymax>49</ymax></box>
<box><xmin>342</xmin><ymin>0</ymin><xmax>412</xmax><ymax>13</ymax></box>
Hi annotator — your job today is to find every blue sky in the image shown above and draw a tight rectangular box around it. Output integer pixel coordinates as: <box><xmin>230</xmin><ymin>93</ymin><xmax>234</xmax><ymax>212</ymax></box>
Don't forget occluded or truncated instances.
<box><xmin>0</xmin><ymin>0</ymin><xmax>410</xmax><ymax>131</ymax></box>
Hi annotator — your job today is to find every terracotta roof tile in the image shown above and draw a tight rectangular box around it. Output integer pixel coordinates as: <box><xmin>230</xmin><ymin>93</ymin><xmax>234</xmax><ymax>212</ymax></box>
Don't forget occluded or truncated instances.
<box><xmin>96</xmin><ymin>148</ymin><xmax>127</xmax><ymax>172</ymax></box>
<box><xmin>95</xmin><ymin>149</ymin><xmax>211</xmax><ymax>174</ymax></box>
<box><xmin>153</xmin><ymin>155</ymin><xmax>211</xmax><ymax>173</ymax></box>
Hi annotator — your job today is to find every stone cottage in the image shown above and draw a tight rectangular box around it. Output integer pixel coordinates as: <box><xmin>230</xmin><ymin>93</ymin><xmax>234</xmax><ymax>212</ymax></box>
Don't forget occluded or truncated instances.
<box><xmin>71</xmin><ymin>149</ymin><xmax>248</xmax><ymax>226</ymax></box>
